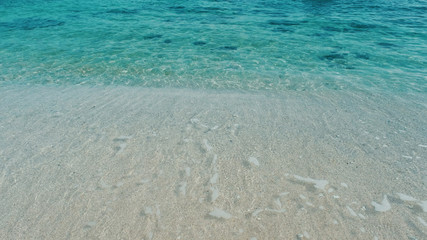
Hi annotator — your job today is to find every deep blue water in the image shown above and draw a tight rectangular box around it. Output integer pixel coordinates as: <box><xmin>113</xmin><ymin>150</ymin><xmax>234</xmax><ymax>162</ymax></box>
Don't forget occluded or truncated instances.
<box><xmin>0</xmin><ymin>0</ymin><xmax>426</xmax><ymax>92</ymax></box>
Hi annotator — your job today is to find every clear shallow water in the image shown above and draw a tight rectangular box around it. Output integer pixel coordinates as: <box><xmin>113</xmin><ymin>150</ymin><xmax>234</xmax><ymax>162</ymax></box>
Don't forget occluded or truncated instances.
<box><xmin>0</xmin><ymin>0</ymin><xmax>426</xmax><ymax>92</ymax></box>
<box><xmin>1</xmin><ymin>2</ymin><xmax>427</xmax><ymax>239</ymax></box>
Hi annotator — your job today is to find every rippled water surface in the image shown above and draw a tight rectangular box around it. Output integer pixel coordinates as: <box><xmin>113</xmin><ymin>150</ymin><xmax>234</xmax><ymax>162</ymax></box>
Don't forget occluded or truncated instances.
<box><xmin>0</xmin><ymin>0</ymin><xmax>426</xmax><ymax>91</ymax></box>
<box><xmin>1</xmin><ymin>2</ymin><xmax>427</xmax><ymax>239</ymax></box>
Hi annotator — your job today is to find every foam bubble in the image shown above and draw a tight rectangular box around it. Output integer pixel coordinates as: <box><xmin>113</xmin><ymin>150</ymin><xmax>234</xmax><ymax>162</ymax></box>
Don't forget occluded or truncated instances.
<box><xmin>212</xmin><ymin>154</ymin><xmax>218</xmax><ymax>166</ymax></box>
<box><xmin>396</xmin><ymin>193</ymin><xmax>417</xmax><ymax>202</ymax></box>
<box><xmin>265</xmin><ymin>208</ymin><xmax>286</xmax><ymax>213</ymax></box>
<box><xmin>294</xmin><ymin>175</ymin><xmax>329</xmax><ymax>190</ymax></box>
<box><xmin>371</xmin><ymin>195</ymin><xmax>391</xmax><ymax>212</ymax></box>
<box><xmin>203</xmin><ymin>139</ymin><xmax>212</xmax><ymax>152</ymax></box>
<box><xmin>210</xmin><ymin>187</ymin><xmax>219</xmax><ymax>202</ymax></box>
<box><xmin>114</xmin><ymin>135</ymin><xmax>132</xmax><ymax>141</ymax></box>
<box><xmin>116</xmin><ymin>143</ymin><xmax>127</xmax><ymax>154</ymax></box>
<box><xmin>274</xmin><ymin>197</ymin><xmax>282</xmax><ymax>209</ymax></box>
<box><xmin>85</xmin><ymin>221</ymin><xmax>96</xmax><ymax>228</ymax></box>
<box><xmin>252</xmin><ymin>209</ymin><xmax>263</xmax><ymax>217</ymax></box>
<box><xmin>346</xmin><ymin>206</ymin><xmax>357</xmax><ymax>217</ymax></box>
<box><xmin>209</xmin><ymin>208</ymin><xmax>232</xmax><ymax>219</ymax></box>
<box><xmin>418</xmin><ymin>200</ymin><xmax>427</xmax><ymax>212</ymax></box>
<box><xmin>210</xmin><ymin>173</ymin><xmax>218</xmax><ymax>184</ymax></box>
<box><xmin>178</xmin><ymin>182</ymin><xmax>187</xmax><ymax>196</ymax></box>
<box><xmin>248</xmin><ymin>157</ymin><xmax>260</xmax><ymax>166</ymax></box>
<box><xmin>417</xmin><ymin>217</ymin><xmax>427</xmax><ymax>227</ymax></box>
<box><xmin>185</xmin><ymin>167</ymin><xmax>191</xmax><ymax>177</ymax></box>
<box><xmin>144</xmin><ymin>207</ymin><xmax>153</xmax><ymax>215</ymax></box>
<box><xmin>139</xmin><ymin>179</ymin><xmax>150</xmax><ymax>184</ymax></box>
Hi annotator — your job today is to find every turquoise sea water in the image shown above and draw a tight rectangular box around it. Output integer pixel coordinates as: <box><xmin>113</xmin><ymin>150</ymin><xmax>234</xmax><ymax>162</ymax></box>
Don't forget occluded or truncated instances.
<box><xmin>0</xmin><ymin>0</ymin><xmax>426</xmax><ymax>92</ymax></box>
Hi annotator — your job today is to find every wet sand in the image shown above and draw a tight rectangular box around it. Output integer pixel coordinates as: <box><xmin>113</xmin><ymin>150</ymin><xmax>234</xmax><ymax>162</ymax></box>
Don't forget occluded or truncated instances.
<box><xmin>0</xmin><ymin>85</ymin><xmax>426</xmax><ymax>239</ymax></box>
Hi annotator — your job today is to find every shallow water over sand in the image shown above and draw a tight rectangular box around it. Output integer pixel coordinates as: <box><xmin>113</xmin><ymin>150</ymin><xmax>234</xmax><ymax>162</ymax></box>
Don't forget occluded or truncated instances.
<box><xmin>0</xmin><ymin>86</ymin><xmax>425</xmax><ymax>239</ymax></box>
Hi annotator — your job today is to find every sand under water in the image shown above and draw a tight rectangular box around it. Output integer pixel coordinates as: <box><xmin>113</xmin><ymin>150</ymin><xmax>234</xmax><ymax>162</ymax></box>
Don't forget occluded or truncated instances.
<box><xmin>0</xmin><ymin>85</ymin><xmax>426</xmax><ymax>239</ymax></box>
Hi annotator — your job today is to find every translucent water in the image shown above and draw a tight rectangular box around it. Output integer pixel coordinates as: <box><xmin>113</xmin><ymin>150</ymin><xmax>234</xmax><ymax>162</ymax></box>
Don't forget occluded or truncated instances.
<box><xmin>0</xmin><ymin>2</ymin><xmax>426</xmax><ymax>239</ymax></box>
<box><xmin>1</xmin><ymin>0</ymin><xmax>426</xmax><ymax>92</ymax></box>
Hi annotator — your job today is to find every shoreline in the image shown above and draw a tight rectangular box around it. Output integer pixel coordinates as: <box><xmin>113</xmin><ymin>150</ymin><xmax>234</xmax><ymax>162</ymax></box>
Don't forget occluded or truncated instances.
<box><xmin>0</xmin><ymin>85</ymin><xmax>426</xmax><ymax>239</ymax></box>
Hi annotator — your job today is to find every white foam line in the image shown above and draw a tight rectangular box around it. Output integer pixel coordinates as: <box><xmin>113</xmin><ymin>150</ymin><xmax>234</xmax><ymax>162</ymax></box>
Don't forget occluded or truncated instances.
<box><xmin>294</xmin><ymin>175</ymin><xmax>329</xmax><ymax>190</ymax></box>
<box><xmin>418</xmin><ymin>144</ymin><xmax>427</xmax><ymax>148</ymax></box>
<box><xmin>371</xmin><ymin>195</ymin><xmax>391</xmax><ymax>212</ymax></box>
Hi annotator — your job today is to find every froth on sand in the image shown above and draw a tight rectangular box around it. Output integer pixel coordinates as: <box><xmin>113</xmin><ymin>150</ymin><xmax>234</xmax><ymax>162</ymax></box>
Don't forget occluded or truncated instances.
<box><xmin>0</xmin><ymin>85</ymin><xmax>426</xmax><ymax>239</ymax></box>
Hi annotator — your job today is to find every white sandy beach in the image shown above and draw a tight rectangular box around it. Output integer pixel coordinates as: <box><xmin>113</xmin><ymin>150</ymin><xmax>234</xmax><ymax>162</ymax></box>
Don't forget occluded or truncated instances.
<box><xmin>0</xmin><ymin>85</ymin><xmax>426</xmax><ymax>239</ymax></box>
